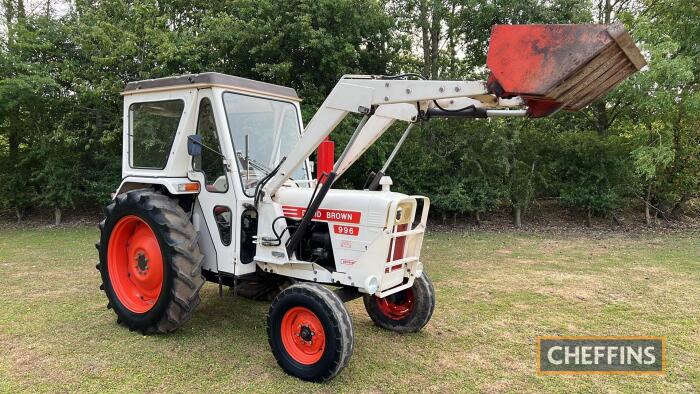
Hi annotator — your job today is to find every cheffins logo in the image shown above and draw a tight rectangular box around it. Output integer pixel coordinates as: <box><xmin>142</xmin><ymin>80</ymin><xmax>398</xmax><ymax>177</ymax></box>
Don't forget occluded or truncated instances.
<box><xmin>536</xmin><ymin>336</ymin><xmax>665</xmax><ymax>375</ymax></box>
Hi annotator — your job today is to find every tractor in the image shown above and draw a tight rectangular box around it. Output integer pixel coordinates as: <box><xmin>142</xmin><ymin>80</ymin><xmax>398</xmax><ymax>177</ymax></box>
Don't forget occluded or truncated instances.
<box><xmin>96</xmin><ymin>24</ymin><xmax>645</xmax><ymax>381</ymax></box>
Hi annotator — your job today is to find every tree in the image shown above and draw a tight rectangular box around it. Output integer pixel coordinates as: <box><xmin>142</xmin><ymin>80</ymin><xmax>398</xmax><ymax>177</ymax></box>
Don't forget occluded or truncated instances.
<box><xmin>0</xmin><ymin>12</ymin><xmax>60</xmax><ymax>220</ymax></box>
<box><xmin>0</xmin><ymin>0</ymin><xmax>697</xmax><ymax>228</ymax></box>
<box><xmin>557</xmin><ymin>133</ymin><xmax>632</xmax><ymax>225</ymax></box>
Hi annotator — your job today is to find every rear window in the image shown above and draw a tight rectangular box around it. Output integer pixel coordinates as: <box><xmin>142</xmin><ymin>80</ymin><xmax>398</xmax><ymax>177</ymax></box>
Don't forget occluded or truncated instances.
<box><xmin>129</xmin><ymin>100</ymin><xmax>184</xmax><ymax>169</ymax></box>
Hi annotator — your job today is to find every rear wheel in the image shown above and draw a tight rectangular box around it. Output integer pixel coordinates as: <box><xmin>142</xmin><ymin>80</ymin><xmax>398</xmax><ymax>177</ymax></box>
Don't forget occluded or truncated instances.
<box><xmin>363</xmin><ymin>273</ymin><xmax>435</xmax><ymax>333</ymax></box>
<box><xmin>96</xmin><ymin>189</ymin><xmax>205</xmax><ymax>334</ymax></box>
<box><xmin>267</xmin><ymin>282</ymin><xmax>354</xmax><ymax>382</ymax></box>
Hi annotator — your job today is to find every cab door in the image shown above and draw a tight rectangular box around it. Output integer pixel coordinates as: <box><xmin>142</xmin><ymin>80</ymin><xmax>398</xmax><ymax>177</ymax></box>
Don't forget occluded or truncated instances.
<box><xmin>189</xmin><ymin>91</ymin><xmax>237</xmax><ymax>275</ymax></box>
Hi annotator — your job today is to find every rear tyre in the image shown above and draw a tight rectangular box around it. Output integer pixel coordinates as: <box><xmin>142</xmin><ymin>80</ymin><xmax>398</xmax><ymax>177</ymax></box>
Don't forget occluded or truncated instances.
<box><xmin>267</xmin><ymin>282</ymin><xmax>354</xmax><ymax>382</ymax></box>
<box><xmin>96</xmin><ymin>189</ymin><xmax>205</xmax><ymax>334</ymax></box>
<box><xmin>363</xmin><ymin>273</ymin><xmax>435</xmax><ymax>333</ymax></box>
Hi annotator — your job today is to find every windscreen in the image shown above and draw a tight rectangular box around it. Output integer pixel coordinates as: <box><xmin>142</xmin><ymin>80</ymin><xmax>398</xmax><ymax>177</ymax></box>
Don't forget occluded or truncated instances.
<box><xmin>222</xmin><ymin>92</ymin><xmax>308</xmax><ymax>196</ymax></box>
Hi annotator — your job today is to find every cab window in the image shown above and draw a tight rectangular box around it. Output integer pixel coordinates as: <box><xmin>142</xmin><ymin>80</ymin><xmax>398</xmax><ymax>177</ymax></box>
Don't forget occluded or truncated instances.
<box><xmin>194</xmin><ymin>98</ymin><xmax>228</xmax><ymax>192</ymax></box>
<box><xmin>129</xmin><ymin>100</ymin><xmax>184</xmax><ymax>169</ymax></box>
<box><xmin>222</xmin><ymin>92</ymin><xmax>308</xmax><ymax>197</ymax></box>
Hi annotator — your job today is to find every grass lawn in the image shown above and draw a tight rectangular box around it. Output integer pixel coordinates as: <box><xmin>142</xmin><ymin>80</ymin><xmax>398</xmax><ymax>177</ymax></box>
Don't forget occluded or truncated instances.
<box><xmin>0</xmin><ymin>227</ymin><xmax>698</xmax><ymax>392</ymax></box>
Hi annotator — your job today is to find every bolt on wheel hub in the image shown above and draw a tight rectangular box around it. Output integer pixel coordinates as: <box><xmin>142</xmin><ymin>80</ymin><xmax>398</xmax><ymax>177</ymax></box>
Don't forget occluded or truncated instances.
<box><xmin>299</xmin><ymin>325</ymin><xmax>314</xmax><ymax>342</ymax></box>
<box><xmin>135</xmin><ymin>252</ymin><xmax>149</xmax><ymax>272</ymax></box>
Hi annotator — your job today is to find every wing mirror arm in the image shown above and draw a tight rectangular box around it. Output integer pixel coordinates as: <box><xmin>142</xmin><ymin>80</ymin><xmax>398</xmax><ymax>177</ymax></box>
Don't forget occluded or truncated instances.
<box><xmin>187</xmin><ymin>135</ymin><xmax>224</xmax><ymax>157</ymax></box>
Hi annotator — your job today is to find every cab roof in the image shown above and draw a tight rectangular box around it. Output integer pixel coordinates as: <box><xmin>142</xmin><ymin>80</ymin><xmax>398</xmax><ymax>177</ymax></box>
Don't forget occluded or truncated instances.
<box><xmin>122</xmin><ymin>72</ymin><xmax>299</xmax><ymax>101</ymax></box>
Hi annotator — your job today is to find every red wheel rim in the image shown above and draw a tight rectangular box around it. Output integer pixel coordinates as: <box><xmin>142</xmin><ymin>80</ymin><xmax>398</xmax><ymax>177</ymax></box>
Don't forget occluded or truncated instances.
<box><xmin>375</xmin><ymin>288</ymin><xmax>415</xmax><ymax>320</ymax></box>
<box><xmin>280</xmin><ymin>307</ymin><xmax>326</xmax><ymax>365</ymax></box>
<box><xmin>107</xmin><ymin>215</ymin><xmax>164</xmax><ymax>313</ymax></box>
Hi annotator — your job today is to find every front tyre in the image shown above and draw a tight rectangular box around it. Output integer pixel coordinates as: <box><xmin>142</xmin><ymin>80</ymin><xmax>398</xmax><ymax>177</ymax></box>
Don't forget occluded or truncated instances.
<box><xmin>363</xmin><ymin>273</ymin><xmax>435</xmax><ymax>333</ymax></box>
<box><xmin>267</xmin><ymin>283</ymin><xmax>354</xmax><ymax>382</ymax></box>
<box><xmin>97</xmin><ymin>189</ymin><xmax>205</xmax><ymax>334</ymax></box>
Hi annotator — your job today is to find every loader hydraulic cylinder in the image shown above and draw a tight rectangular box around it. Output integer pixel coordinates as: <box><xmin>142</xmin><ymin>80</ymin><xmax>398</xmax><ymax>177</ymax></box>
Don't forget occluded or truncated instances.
<box><xmin>285</xmin><ymin>114</ymin><xmax>369</xmax><ymax>257</ymax></box>
<box><xmin>426</xmin><ymin>107</ymin><xmax>488</xmax><ymax>118</ymax></box>
<box><xmin>367</xmin><ymin>122</ymin><xmax>417</xmax><ymax>191</ymax></box>
<box><xmin>285</xmin><ymin>171</ymin><xmax>337</xmax><ymax>257</ymax></box>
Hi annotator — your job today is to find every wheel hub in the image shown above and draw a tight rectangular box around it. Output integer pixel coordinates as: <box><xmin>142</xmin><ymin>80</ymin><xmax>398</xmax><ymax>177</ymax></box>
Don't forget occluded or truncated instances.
<box><xmin>280</xmin><ymin>307</ymin><xmax>326</xmax><ymax>365</ymax></box>
<box><xmin>107</xmin><ymin>215</ymin><xmax>164</xmax><ymax>313</ymax></box>
<box><xmin>299</xmin><ymin>325</ymin><xmax>313</xmax><ymax>342</ymax></box>
<box><xmin>375</xmin><ymin>288</ymin><xmax>415</xmax><ymax>320</ymax></box>
<box><xmin>135</xmin><ymin>252</ymin><xmax>149</xmax><ymax>273</ymax></box>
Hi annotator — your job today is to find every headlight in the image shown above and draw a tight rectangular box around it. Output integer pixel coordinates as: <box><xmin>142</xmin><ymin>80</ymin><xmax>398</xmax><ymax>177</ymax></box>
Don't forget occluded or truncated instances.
<box><xmin>365</xmin><ymin>276</ymin><xmax>379</xmax><ymax>294</ymax></box>
<box><xmin>389</xmin><ymin>201</ymin><xmax>414</xmax><ymax>226</ymax></box>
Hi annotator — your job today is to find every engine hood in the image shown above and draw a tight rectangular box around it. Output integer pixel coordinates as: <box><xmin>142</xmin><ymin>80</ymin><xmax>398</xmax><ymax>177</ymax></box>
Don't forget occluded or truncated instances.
<box><xmin>275</xmin><ymin>187</ymin><xmax>411</xmax><ymax>228</ymax></box>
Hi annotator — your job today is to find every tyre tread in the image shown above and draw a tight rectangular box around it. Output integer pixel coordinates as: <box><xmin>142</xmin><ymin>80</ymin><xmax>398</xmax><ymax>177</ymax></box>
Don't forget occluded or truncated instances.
<box><xmin>98</xmin><ymin>189</ymin><xmax>205</xmax><ymax>334</ymax></box>
<box><xmin>267</xmin><ymin>282</ymin><xmax>354</xmax><ymax>382</ymax></box>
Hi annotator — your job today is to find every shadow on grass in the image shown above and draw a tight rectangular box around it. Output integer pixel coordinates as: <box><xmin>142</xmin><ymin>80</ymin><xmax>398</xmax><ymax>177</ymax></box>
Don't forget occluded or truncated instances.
<box><xmin>160</xmin><ymin>286</ymin><xmax>272</xmax><ymax>339</ymax></box>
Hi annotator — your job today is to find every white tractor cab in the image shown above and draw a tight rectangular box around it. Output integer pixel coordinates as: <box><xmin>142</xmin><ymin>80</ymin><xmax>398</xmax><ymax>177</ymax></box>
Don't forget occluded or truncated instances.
<box><xmin>97</xmin><ymin>24</ymin><xmax>644</xmax><ymax>382</ymax></box>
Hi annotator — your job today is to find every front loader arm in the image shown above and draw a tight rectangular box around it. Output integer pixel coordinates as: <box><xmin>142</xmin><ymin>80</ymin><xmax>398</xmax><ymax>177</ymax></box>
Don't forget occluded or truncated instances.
<box><xmin>262</xmin><ymin>77</ymin><xmax>513</xmax><ymax>197</ymax></box>
<box><xmin>256</xmin><ymin>22</ymin><xmax>645</xmax><ymax>266</ymax></box>
<box><xmin>262</xmin><ymin>23</ymin><xmax>645</xmax><ymax>198</ymax></box>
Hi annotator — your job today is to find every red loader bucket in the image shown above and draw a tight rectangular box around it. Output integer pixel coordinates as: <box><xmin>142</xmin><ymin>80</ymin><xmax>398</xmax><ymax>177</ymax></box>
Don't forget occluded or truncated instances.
<box><xmin>486</xmin><ymin>24</ymin><xmax>646</xmax><ymax>117</ymax></box>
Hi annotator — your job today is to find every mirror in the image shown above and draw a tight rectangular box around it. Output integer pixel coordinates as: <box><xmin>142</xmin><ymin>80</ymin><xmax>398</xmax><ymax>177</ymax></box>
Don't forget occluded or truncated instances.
<box><xmin>187</xmin><ymin>135</ymin><xmax>202</xmax><ymax>156</ymax></box>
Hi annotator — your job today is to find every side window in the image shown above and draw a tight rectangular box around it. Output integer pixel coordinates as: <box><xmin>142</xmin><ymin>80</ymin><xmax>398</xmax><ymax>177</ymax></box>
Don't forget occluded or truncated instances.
<box><xmin>195</xmin><ymin>98</ymin><xmax>228</xmax><ymax>192</ymax></box>
<box><xmin>130</xmin><ymin>100</ymin><xmax>184</xmax><ymax>169</ymax></box>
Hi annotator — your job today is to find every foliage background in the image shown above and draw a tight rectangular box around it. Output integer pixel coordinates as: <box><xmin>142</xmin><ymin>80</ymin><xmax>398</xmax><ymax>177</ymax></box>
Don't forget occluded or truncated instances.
<box><xmin>0</xmin><ymin>0</ymin><xmax>698</xmax><ymax>226</ymax></box>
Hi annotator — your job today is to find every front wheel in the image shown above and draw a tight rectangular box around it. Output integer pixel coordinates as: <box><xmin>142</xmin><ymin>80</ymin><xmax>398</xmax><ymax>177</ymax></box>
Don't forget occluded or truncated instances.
<box><xmin>267</xmin><ymin>282</ymin><xmax>354</xmax><ymax>382</ymax></box>
<box><xmin>363</xmin><ymin>272</ymin><xmax>435</xmax><ymax>333</ymax></box>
